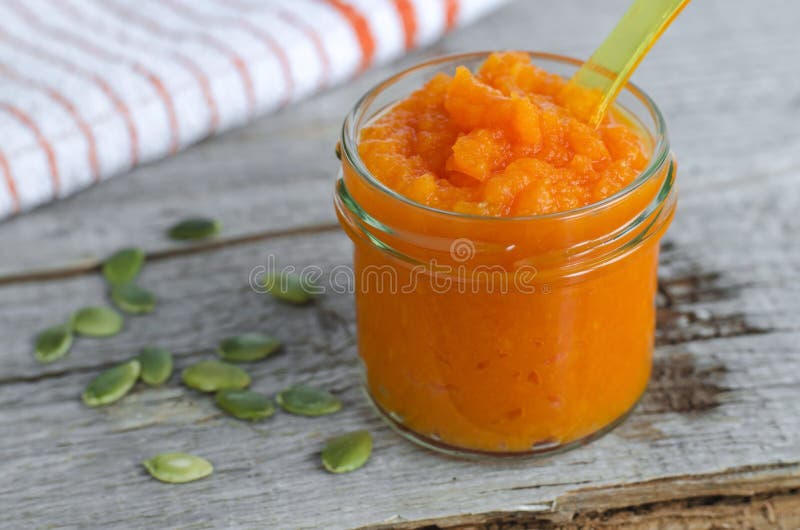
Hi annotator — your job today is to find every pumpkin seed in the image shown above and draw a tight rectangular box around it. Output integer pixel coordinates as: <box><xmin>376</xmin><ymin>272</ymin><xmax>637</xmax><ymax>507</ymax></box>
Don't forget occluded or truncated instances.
<box><xmin>34</xmin><ymin>324</ymin><xmax>73</xmax><ymax>363</ymax></box>
<box><xmin>72</xmin><ymin>306</ymin><xmax>123</xmax><ymax>337</ymax></box>
<box><xmin>111</xmin><ymin>283</ymin><xmax>156</xmax><ymax>314</ymax></box>
<box><xmin>82</xmin><ymin>360</ymin><xmax>141</xmax><ymax>407</ymax></box>
<box><xmin>321</xmin><ymin>430</ymin><xmax>372</xmax><ymax>474</ymax></box>
<box><xmin>167</xmin><ymin>218</ymin><xmax>221</xmax><ymax>241</ymax></box>
<box><xmin>142</xmin><ymin>452</ymin><xmax>213</xmax><ymax>484</ymax></box>
<box><xmin>217</xmin><ymin>333</ymin><xmax>281</xmax><ymax>362</ymax></box>
<box><xmin>102</xmin><ymin>247</ymin><xmax>145</xmax><ymax>285</ymax></box>
<box><xmin>138</xmin><ymin>346</ymin><xmax>173</xmax><ymax>386</ymax></box>
<box><xmin>215</xmin><ymin>389</ymin><xmax>275</xmax><ymax>421</ymax></box>
<box><xmin>261</xmin><ymin>272</ymin><xmax>316</xmax><ymax>304</ymax></box>
<box><xmin>276</xmin><ymin>384</ymin><xmax>342</xmax><ymax>416</ymax></box>
<box><xmin>181</xmin><ymin>360</ymin><xmax>250</xmax><ymax>392</ymax></box>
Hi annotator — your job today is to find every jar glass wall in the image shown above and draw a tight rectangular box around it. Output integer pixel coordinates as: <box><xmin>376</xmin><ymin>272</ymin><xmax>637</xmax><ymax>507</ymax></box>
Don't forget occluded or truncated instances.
<box><xmin>335</xmin><ymin>52</ymin><xmax>676</xmax><ymax>457</ymax></box>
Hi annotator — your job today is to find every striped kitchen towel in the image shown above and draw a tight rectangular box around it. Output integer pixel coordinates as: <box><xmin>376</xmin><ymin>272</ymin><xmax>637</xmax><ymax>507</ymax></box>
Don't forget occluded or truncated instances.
<box><xmin>0</xmin><ymin>0</ymin><xmax>507</xmax><ymax>220</ymax></box>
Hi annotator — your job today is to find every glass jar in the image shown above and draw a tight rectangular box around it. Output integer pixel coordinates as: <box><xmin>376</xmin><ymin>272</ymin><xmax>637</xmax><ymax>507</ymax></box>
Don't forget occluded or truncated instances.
<box><xmin>334</xmin><ymin>52</ymin><xmax>676</xmax><ymax>457</ymax></box>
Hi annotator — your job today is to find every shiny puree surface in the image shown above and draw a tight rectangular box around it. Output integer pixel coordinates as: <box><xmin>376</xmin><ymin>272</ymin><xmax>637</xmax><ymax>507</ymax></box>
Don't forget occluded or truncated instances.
<box><xmin>358</xmin><ymin>52</ymin><xmax>649</xmax><ymax>217</ymax></box>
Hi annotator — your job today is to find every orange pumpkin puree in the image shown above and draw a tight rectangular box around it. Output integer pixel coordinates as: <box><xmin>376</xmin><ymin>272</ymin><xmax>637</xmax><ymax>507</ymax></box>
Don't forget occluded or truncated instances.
<box><xmin>341</xmin><ymin>52</ymin><xmax>673</xmax><ymax>453</ymax></box>
<box><xmin>358</xmin><ymin>52</ymin><xmax>648</xmax><ymax>217</ymax></box>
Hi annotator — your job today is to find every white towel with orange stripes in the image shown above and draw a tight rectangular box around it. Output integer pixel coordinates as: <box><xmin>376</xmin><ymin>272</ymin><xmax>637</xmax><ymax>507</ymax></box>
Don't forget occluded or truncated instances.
<box><xmin>0</xmin><ymin>0</ymin><xmax>507</xmax><ymax>220</ymax></box>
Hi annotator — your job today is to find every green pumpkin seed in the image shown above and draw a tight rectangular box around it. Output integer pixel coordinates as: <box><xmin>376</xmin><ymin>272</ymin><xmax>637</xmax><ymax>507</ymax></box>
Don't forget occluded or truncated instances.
<box><xmin>217</xmin><ymin>333</ymin><xmax>281</xmax><ymax>362</ymax></box>
<box><xmin>142</xmin><ymin>452</ymin><xmax>213</xmax><ymax>484</ymax></box>
<box><xmin>111</xmin><ymin>283</ymin><xmax>156</xmax><ymax>314</ymax></box>
<box><xmin>276</xmin><ymin>384</ymin><xmax>342</xmax><ymax>416</ymax></box>
<box><xmin>138</xmin><ymin>347</ymin><xmax>173</xmax><ymax>386</ymax></box>
<box><xmin>34</xmin><ymin>324</ymin><xmax>73</xmax><ymax>363</ymax></box>
<box><xmin>215</xmin><ymin>389</ymin><xmax>275</xmax><ymax>421</ymax></box>
<box><xmin>167</xmin><ymin>218</ymin><xmax>221</xmax><ymax>241</ymax></box>
<box><xmin>72</xmin><ymin>306</ymin><xmax>123</xmax><ymax>337</ymax></box>
<box><xmin>102</xmin><ymin>247</ymin><xmax>145</xmax><ymax>285</ymax></box>
<box><xmin>261</xmin><ymin>272</ymin><xmax>316</xmax><ymax>304</ymax></box>
<box><xmin>321</xmin><ymin>430</ymin><xmax>372</xmax><ymax>474</ymax></box>
<box><xmin>82</xmin><ymin>360</ymin><xmax>141</xmax><ymax>407</ymax></box>
<box><xmin>181</xmin><ymin>360</ymin><xmax>250</xmax><ymax>392</ymax></box>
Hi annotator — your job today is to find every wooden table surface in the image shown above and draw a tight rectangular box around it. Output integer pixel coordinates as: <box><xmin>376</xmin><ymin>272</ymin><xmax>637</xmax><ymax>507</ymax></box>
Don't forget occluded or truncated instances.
<box><xmin>2</xmin><ymin>1</ymin><xmax>799</xmax><ymax>528</ymax></box>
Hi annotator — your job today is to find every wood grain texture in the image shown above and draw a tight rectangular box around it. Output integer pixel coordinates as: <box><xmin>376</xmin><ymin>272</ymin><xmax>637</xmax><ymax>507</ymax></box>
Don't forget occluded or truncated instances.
<box><xmin>1</xmin><ymin>0</ymin><xmax>799</xmax><ymax>529</ymax></box>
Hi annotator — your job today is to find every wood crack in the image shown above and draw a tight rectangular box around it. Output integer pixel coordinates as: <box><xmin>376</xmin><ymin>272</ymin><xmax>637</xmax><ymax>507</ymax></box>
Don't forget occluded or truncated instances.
<box><xmin>0</xmin><ymin>221</ymin><xmax>341</xmax><ymax>287</ymax></box>
<box><xmin>655</xmin><ymin>263</ymin><xmax>773</xmax><ymax>346</ymax></box>
<box><xmin>655</xmin><ymin>308</ymin><xmax>771</xmax><ymax>346</ymax></box>
<box><xmin>0</xmin><ymin>347</ymin><xmax>208</xmax><ymax>386</ymax></box>
<box><xmin>643</xmin><ymin>351</ymin><xmax>728</xmax><ymax>414</ymax></box>
<box><xmin>364</xmin><ymin>465</ymin><xmax>800</xmax><ymax>529</ymax></box>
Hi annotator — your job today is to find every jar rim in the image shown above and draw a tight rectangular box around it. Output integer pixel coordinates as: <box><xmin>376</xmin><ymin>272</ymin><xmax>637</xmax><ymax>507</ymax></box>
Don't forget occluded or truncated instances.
<box><xmin>340</xmin><ymin>51</ymin><xmax>670</xmax><ymax>222</ymax></box>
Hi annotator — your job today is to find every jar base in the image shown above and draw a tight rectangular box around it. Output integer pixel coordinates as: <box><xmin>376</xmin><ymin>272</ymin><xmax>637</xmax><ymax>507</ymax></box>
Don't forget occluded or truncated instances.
<box><xmin>364</xmin><ymin>387</ymin><xmax>642</xmax><ymax>460</ymax></box>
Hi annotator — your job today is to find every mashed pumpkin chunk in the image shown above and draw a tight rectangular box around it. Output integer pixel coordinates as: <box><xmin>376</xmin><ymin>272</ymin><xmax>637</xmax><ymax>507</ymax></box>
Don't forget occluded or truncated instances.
<box><xmin>358</xmin><ymin>52</ymin><xmax>648</xmax><ymax>216</ymax></box>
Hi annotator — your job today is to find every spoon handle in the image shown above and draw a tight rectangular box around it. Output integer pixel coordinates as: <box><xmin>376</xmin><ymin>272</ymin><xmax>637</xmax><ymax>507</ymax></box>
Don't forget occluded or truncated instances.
<box><xmin>570</xmin><ymin>0</ymin><xmax>691</xmax><ymax>127</ymax></box>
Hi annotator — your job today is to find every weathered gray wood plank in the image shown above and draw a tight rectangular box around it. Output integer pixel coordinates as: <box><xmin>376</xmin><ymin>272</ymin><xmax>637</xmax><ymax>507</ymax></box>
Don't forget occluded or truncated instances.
<box><xmin>0</xmin><ymin>201</ymin><xmax>798</xmax><ymax>528</ymax></box>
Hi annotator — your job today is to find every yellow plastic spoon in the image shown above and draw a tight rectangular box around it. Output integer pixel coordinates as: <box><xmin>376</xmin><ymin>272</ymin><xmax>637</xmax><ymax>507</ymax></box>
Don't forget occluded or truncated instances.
<box><xmin>567</xmin><ymin>0</ymin><xmax>691</xmax><ymax>127</ymax></box>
